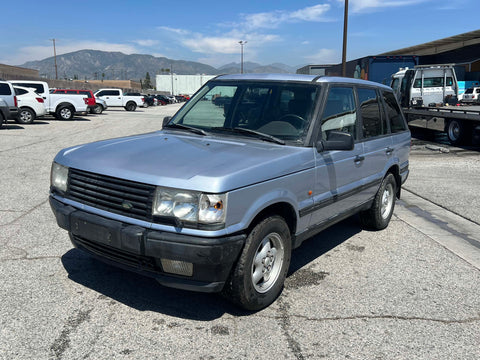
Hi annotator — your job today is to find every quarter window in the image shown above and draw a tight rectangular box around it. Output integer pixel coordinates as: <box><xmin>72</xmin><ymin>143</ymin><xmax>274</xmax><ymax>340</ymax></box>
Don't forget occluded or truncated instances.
<box><xmin>383</xmin><ymin>91</ymin><xmax>407</xmax><ymax>132</ymax></box>
<box><xmin>358</xmin><ymin>88</ymin><xmax>386</xmax><ymax>138</ymax></box>
<box><xmin>321</xmin><ymin>87</ymin><xmax>357</xmax><ymax>139</ymax></box>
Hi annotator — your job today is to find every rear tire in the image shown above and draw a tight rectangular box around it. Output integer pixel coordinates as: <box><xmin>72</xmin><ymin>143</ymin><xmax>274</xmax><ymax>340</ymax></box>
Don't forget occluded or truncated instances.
<box><xmin>224</xmin><ymin>215</ymin><xmax>291</xmax><ymax>311</ymax></box>
<box><xmin>360</xmin><ymin>173</ymin><xmax>396</xmax><ymax>230</ymax></box>
<box><xmin>17</xmin><ymin>108</ymin><xmax>35</xmax><ymax>124</ymax></box>
<box><xmin>56</xmin><ymin>106</ymin><xmax>74</xmax><ymax>120</ymax></box>
<box><xmin>92</xmin><ymin>104</ymin><xmax>103</xmax><ymax>114</ymax></box>
<box><xmin>447</xmin><ymin>119</ymin><xmax>470</xmax><ymax>145</ymax></box>
<box><xmin>125</xmin><ymin>102</ymin><xmax>136</xmax><ymax>111</ymax></box>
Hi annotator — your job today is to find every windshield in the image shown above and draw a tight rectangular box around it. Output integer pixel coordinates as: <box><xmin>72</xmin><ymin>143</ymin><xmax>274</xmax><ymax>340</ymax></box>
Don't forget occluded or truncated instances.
<box><xmin>169</xmin><ymin>81</ymin><xmax>319</xmax><ymax>144</ymax></box>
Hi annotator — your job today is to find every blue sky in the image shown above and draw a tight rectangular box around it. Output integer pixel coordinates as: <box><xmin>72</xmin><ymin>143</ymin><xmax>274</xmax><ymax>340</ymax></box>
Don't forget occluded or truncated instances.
<box><xmin>1</xmin><ymin>0</ymin><xmax>478</xmax><ymax>68</ymax></box>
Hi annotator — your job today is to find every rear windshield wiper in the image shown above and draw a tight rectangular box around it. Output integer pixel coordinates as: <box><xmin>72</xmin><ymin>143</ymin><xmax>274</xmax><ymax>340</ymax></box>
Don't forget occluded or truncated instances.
<box><xmin>212</xmin><ymin>127</ymin><xmax>285</xmax><ymax>145</ymax></box>
<box><xmin>164</xmin><ymin>123</ymin><xmax>208</xmax><ymax>136</ymax></box>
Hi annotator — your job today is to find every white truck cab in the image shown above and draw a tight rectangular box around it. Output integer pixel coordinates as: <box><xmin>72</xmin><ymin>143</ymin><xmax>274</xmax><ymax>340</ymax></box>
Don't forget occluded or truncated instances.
<box><xmin>391</xmin><ymin>65</ymin><xmax>458</xmax><ymax>107</ymax></box>
<box><xmin>94</xmin><ymin>89</ymin><xmax>144</xmax><ymax>111</ymax></box>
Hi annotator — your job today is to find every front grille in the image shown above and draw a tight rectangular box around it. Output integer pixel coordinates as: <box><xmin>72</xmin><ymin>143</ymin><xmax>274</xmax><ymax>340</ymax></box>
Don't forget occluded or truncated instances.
<box><xmin>67</xmin><ymin>168</ymin><xmax>156</xmax><ymax>222</ymax></box>
<box><xmin>73</xmin><ymin>235</ymin><xmax>157</xmax><ymax>271</ymax></box>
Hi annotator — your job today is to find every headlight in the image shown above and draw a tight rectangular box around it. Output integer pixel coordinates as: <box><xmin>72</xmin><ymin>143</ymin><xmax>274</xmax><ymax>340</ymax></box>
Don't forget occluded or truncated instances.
<box><xmin>153</xmin><ymin>187</ymin><xmax>227</xmax><ymax>226</ymax></box>
<box><xmin>51</xmin><ymin>162</ymin><xmax>69</xmax><ymax>193</ymax></box>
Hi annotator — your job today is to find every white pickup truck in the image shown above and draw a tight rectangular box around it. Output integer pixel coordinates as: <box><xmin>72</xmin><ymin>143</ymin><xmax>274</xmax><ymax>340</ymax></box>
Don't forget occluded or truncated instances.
<box><xmin>94</xmin><ymin>89</ymin><xmax>144</xmax><ymax>111</ymax></box>
<box><xmin>9</xmin><ymin>80</ymin><xmax>88</xmax><ymax>120</ymax></box>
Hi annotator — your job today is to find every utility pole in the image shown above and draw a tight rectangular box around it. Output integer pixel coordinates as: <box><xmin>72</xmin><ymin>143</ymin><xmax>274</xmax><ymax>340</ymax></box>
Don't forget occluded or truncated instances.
<box><xmin>341</xmin><ymin>0</ymin><xmax>348</xmax><ymax>77</ymax></box>
<box><xmin>239</xmin><ymin>41</ymin><xmax>247</xmax><ymax>74</ymax></box>
<box><xmin>50</xmin><ymin>38</ymin><xmax>58</xmax><ymax>80</ymax></box>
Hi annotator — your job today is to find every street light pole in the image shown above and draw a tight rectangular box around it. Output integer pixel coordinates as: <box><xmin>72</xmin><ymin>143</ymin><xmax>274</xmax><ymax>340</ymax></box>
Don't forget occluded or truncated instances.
<box><xmin>50</xmin><ymin>38</ymin><xmax>58</xmax><ymax>80</ymax></box>
<box><xmin>341</xmin><ymin>0</ymin><xmax>348</xmax><ymax>77</ymax></box>
<box><xmin>239</xmin><ymin>41</ymin><xmax>247</xmax><ymax>74</ymax></box>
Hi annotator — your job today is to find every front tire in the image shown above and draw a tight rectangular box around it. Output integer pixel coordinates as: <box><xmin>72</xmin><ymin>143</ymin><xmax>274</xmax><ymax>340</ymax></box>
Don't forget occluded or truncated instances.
<box><xmin>225</xmin><ymin>216</ymin><xmax>291</xmax><ymax>311</ymax></box>
<box><xmin>56</xmin><ymin>106</ymin><xmax>74</xmax><ymax>120</ymax></box>
<box><xmin>360</xmin><ymin>173</ymin><xmax>396</xmax><ymax>230</ymax></box>
<box><xmin>17</xmin><ymin>108</ymin><xmax>35</xmax><ymax>124</ymax></box>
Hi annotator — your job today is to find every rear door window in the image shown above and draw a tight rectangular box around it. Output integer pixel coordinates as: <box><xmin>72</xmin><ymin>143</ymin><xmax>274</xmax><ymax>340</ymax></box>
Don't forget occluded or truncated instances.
<box><xmin>357</xmin><ymin>87</ymin><xmax>387</xmax><ymax>138</ymax></box>
<box><xmin>0</xmin><ymin>83</ymin><xmax>12</xmax><ymax>95</ymax></box>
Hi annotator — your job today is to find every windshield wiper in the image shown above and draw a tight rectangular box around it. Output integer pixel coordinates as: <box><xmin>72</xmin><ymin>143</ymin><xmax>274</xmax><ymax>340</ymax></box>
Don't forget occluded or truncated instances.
<box><xmin>211</xmin><ymin>127</ymin><xmax>285</xmax><ymax>145</ymax></box>
<box><xmin>164</xmin><ymin>123</ymin><xmax>208</xmax><ymax>136</ymax></box>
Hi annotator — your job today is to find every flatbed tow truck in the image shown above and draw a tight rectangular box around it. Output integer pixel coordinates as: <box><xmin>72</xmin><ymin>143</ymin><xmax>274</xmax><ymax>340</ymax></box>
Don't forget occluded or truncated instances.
<box><xmin>404</xmin><ymin>105</ymin><xmax>480</xmax><ymax>145</ymax></box>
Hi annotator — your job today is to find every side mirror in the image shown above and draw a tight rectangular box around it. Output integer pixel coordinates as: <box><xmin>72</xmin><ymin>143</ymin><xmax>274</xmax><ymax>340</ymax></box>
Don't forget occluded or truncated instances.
<box><xmin>162</xmin><ymin>116</ymin><xmax>172</xmax><ymax>127</ymax></box>
<box><xmin>316</xmin><ymin>131</ymin><xmax>354</xmax><ymax>152</ymax></box>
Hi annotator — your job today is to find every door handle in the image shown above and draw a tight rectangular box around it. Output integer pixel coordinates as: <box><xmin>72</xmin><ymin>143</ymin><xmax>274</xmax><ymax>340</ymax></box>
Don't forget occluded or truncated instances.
<box><xmin>354</xmin><ymin>155</ymin><xmax>365</xmax><ymax>163</ymax></box>
<box><xmin>386</xmin><ymin>147</ymin><xmax>394</xmax><ymax>155</ymax></box>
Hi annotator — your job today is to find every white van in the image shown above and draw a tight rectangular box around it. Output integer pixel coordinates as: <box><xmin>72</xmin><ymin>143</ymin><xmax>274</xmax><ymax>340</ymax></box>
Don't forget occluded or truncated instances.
<box><xmin>391</xmin><ymin>64</ymin><xmax>458</xmax><ymax>107</ymax></box>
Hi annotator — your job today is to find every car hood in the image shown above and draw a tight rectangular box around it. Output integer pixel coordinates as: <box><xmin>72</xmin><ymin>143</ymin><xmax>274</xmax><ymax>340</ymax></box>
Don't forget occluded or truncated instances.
<box><xmin>55</xmin><ymin>130</ymin><xmax>315</xmax><ymax>193</ymax></box>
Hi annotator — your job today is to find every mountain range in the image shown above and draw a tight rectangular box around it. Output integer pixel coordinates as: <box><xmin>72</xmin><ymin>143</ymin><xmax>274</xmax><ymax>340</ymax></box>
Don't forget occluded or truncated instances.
<box><xmin>19</xmin><ymin>50</ymin><xmax>299</xmax><ymax>83</ymax></box>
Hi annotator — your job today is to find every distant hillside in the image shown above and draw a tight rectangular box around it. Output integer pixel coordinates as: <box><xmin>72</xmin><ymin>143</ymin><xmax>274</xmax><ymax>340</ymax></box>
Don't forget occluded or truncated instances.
<box><xmin>19</xmin><ymin>50</ymin><xmax>297</xmax><ymax>84</ymax></box>
<box><xmin>20</xmin><ymin>50</ymin><xmax>218</xmax><ymax>84</ymax></box>
<box><xmin>218</xmin><ymin>61</ymin><xmax>296</xmax><ymax>74</ymax></box>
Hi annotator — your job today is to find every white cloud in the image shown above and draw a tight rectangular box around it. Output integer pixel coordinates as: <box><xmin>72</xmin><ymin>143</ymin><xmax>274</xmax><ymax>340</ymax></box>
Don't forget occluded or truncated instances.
<box><xmin>134</xmin><ymin>39</ymin><xmax>159</xmax><ymax>47</ymax></box>
<box><xmin>242</xmin><ymin>4</ymin><xmax>331</xmax><ymax>30</ymax></box>
<box><xmin>290</xmin><ymin>4</ymin><xmax>331</xmax><ymax>21</ymax></box>
<box><xmin>8</xmin><ymin>41</ymin><xmax>139</xmax><ymax>65</ymax></box>
<box><xmin>338</xmin><ymin>0</ymin><xmax>430</xmax><ymax>13</ymax></box>
<box><xmin>304</xmin><ymin>48</ymin><xmax>338</xmax><ymax>64</ymax></box>
<box><xmin>158</xmin><ymin>26</ymin><xmax>191</xmax><ymax>35</ymax></box>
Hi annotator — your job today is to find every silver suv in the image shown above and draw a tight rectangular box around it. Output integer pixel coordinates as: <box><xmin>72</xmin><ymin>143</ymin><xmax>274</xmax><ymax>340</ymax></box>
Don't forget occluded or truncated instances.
<box><xmin>0</xmin><ymin>81</ymin><xmax>18</xmax><ymax>121</ymax></box>
<box><xmin>50</xmin><ymin>74</ymin><xmax>411</xmax><ymax>310</ymax></box>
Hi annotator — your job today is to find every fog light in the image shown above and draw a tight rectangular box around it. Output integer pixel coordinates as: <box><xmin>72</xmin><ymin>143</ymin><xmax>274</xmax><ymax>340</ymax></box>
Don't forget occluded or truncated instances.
<box><xmin>160</xmin><ymin>259</ymin><xmax>193</xmax><ymax>276</ymax></box>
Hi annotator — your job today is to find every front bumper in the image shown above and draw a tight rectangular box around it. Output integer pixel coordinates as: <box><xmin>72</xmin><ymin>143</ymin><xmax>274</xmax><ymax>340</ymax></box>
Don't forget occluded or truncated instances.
<box><xmin>50</xmin><ymin>196</ymin><xmax>245</xmax><ymax>293</ymax></box>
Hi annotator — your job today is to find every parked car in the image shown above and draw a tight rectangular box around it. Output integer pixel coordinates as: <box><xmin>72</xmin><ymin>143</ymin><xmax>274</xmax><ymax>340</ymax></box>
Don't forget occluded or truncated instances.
<box><xmin>0</xmin><ymin>81</ymin><xmax>18</xmax><ymax>120</ymax></box>
<box><xmin>91</xmin><ymin>98</ymin><xmax>108</xmax><ymax>114</ymax></box>
<box><xmin>52</xmin><ymin>89</ymin><xmax>96</xmax><ymax>113</ymax></box>
<box><xmin>14</xmin><ymin>86</ymin><xmax>47</xmax><ymax>124</ymax></box>
<box><xmin>165</xmin><ymin>95</ymin><xmax>177</xmax><ymax>103</ymax></box>
<box><xmin>49</xmin><ymin>74</ymin><xmax>410</xmax><ymax>310</ymax></box>
<box><xmin>461</xmin><ymin>86</ymin><xmax>480</xmax><ymax>103</ymax></box>
<box><xmin>142</xmin><ymin>94</ymin><xmax>156</xmax><ymax>107</ymax></box>
<box><xmin>9</xmin><ymin>81</ymin><xmax>88</xmax><ymax>120</ymax></box>
<box><xmin>0</xmin><ymin>98</ymin><xmax>9</xmax><ymax>129</ymax></box>
<box><xmin>154</xmin><ymin>94</ymin><xmax>170</xmax><ymax>105</ymax></box>
<box><xmin>94</xmin><ymin>89</ymin><xmax>144</xmax><ymax>111</ymax></box>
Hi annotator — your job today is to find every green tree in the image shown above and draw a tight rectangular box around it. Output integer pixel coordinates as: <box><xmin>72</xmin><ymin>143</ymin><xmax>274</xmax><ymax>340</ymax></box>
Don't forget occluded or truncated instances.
<box><xmin>143</xmin><ymin>72</ymin><xmax>152</xmax><ymax>89</ymax></box>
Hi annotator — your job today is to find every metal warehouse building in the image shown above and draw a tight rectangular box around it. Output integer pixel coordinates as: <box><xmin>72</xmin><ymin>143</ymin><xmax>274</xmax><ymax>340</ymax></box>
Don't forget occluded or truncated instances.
<box><xmin>156</xmin><ymin>74</ymin><xmax>216</xmax><ymax>96</ymax></box>
<box><xmin>298</xmin><ymin>29</ymin><xmax>480</xmax><ymax>86</ymax></box>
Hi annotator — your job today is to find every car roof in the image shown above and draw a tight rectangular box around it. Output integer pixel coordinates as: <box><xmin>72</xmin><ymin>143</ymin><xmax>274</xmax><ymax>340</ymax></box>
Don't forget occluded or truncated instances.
<box><xmin>214</xmin><ymin>73</ymin><xmax>392</xmax><ymax>90</ymax></box>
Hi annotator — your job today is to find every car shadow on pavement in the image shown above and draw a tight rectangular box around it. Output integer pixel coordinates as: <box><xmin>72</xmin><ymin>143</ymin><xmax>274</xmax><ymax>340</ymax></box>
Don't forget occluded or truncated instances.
<box><xmin>61</xmin><ymin>216</ymin><xmax>361</xmax><ymax>320</ymax></box>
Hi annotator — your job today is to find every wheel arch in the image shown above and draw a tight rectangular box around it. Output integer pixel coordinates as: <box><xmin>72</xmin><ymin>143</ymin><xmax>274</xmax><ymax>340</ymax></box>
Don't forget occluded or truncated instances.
<box><xmin>19</xmin><ymin>105</ymin><xmax>36</xmax><ymax>114</ymax></box>
<box><xmin>386</xmin><ymin>164</ymin><xmax>401</xmax><ymax>199</ymax></box>
<box><xmin>246</xmin><ymin>202</ymin><xmax>297</xmax><ymax>239</ymax></box>
<box><xmin>55</xmin><ymin>102</ymin><xmax>75</xmax><ymax>112</ymax></box>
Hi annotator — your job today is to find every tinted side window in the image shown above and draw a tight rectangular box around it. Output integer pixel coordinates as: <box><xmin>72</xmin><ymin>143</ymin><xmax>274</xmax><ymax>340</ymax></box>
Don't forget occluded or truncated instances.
<box><xmin>16</xmin><ymin>83</ymin><xmax>45</xmax><ymax>94</ymax></box>
<box><xmin>321</xmin><ymin>87</ymin><xmax>357</xmax><ymax>139</ymax></box>
<box><xmin>15</xmin><ymin>88</ymin><xmax>28</xmax><ymax>95</ymax></box>
<box><xmin>0</xmin><ymin>83</ymin><xmax>12</xmax><ymax>95</ymax></box>
<box><xmin>80</xmin><ymin>91</ymin><xmax>93</xmax><ymax>98</ymax></box>
<box><xmin>66</xmin><ymin>90</ymin><xmax>78</xmax><ymax>94</ymax></box>
<box><xmin>358</xmin><ymin>88</ymin><xmax>386</xmax><ymax>138</ymax></box>
<box><xmin>383</xmin><ymin>91</ymin><xmax>407</xmax><ymax>132</ymax></box>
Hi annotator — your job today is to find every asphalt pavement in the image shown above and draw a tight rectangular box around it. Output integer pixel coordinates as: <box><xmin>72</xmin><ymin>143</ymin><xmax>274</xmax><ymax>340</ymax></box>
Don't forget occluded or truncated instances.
<box><xmin>1</xmin><ymin>106</ymin><xmax>479</xmax><ymax>360</ymax></box>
